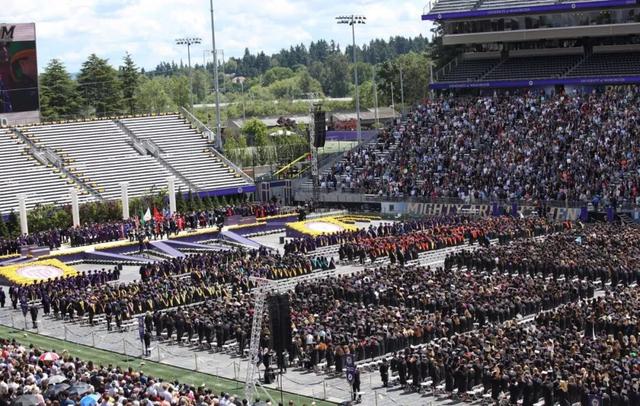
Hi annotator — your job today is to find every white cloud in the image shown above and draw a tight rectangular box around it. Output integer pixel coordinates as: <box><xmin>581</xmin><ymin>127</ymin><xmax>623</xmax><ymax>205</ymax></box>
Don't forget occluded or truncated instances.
<box><xmin>0</xmin><ymin>0</ymin><xmax>432</xmax><ymax>72</ymax></box>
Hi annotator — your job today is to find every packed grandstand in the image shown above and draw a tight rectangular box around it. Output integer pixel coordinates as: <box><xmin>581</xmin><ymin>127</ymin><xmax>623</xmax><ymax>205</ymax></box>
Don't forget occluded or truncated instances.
<box><xmin>1</xmin><ymin>0</ymin><xmax>640</xmax><ymax>405</ymax></box>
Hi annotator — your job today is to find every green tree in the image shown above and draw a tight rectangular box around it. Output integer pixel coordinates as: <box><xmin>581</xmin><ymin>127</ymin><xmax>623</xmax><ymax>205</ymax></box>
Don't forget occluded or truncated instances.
<box><xmin>119</xmin><ymin>52</ymin><xmax>139</xmax><ymax>114</ymax></box>
<box><xmin>241</xmin><ymin>118</ymin><xmax>269</xmax><ymax>146</ymax></box>
<box><xmin>168</xmin><ymin>76</ymin><xmax>190</xmax><ymax>107</ymax></box>
<box><xmin>0</xmin><ymin>215</ymin><xmax>8</xmax><ymax>238</ymax></box>
<box><xmin>262</xmin><ymin>67</ymin><xmax>295</xmax><ymax>86</ymax></box>
<box><xmin>136</xmin><ymin>77</ymin><xmax>174</xmax><ymax>113</ymax></box>
<box><xmin>176</xmin><ymin>190</ymin><xmax>186</xmax><ymax>213</ymax></box>
<box><xmin>192</xmin><ymin>69</ymin><xmax>210</xmax><ymax>103</ymax></box>
<box><xmin>378</xmin><ymin>52</ymin><xmax>431</xmax><ymax>107</ymax></box>
<box><xmin>324</xmin><ymin>54</ymin><xmax>350</xmax><ymax>97</ymax></box>
<box><xmin>192</xmin><ymin>193</ymin><xmax>203</xmax><ymax>210</ymax></box>
<box><xmin>355</xmin><ymin>80</ymin><xmax>376</xmax><ymax>109</ymax></box>
<box><xmin>351</xmin><ymin>62</ymin><xmax>374</xmax><ymax>87</ymax></box>
<box><xmin>39</xmin><ymin>59</ymin><xmax>81</xmax><ymax>120</ymax></box>
<box><xmin>6</xmin><ymin>211</ymin><xmax>18</xmax><ymax>237</ymax></box>
<box><xmin>77</xmin><ymin>54</ymin><xmax>123</xmax><ymax>116</ymax></box>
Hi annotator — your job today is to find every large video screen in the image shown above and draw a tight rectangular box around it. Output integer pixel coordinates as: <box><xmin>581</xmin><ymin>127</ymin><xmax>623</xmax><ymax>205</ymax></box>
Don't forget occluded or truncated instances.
<box><xmin>0</xmin><ymin>23</ymin><xmax>39</xmax><ymax>116</ymax></box>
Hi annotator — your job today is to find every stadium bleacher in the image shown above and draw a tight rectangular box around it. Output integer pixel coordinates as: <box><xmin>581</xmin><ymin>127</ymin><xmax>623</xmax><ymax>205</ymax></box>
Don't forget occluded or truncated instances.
<box><xmin>0</xmin><ymin>114</ymin><xmax>253</xmax><ymax>215</ymax></box>
<box><xmin>476</xmin><ymin>0</ymin><xmax>555</xmax><ymax>10</ymax></box>
<box><xmin>567</xmin><ymin>51</ymin><xmax>640</xmax><ymax>77</ymax></box>
<box><xmin>119</xmin><ymin>114</ymin><xmax>251</xmax><ymax>192</ymax></box>
<box><xmin>483</xmin><ymin>54</ymin><xmax>582</xmax><ymax>80</ymax></box>
<box><xmin>438</xmin><ymin>57</ymin><xmax>499</xmax><ymax>82</ymax></box>
<box><xmin>430</xmin><ymin>0</ymin><xmax>479</xmax><ymax>14</ymax></box>
<box><xmin>0</xmin><ymin>129</ymin><xmax>91</xmax><ymax>213</ymax></box>
<box><xmin>20</xmin><ymin>120</ymin><xmax>188</xmax><ymax>201</ymax></box>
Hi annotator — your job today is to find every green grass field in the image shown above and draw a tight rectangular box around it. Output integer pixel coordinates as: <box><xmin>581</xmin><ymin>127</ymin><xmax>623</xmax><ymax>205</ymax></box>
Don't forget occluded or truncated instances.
<box><xmin>0</xmin><ymin>325</ymin><xmax>335</xmax><ymax>406</ymax></box>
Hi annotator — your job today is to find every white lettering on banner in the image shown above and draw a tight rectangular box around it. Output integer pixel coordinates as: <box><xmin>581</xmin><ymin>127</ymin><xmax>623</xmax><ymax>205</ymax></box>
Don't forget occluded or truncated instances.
<box><xmin>0</xmin><ymin>117</ymin><xmax>8</xmax><ymax>128</ymax></box>
<box><xmin>391</xmin><ymin>202</ymin><xmax>582</xmax><ymax>221</ymax></box>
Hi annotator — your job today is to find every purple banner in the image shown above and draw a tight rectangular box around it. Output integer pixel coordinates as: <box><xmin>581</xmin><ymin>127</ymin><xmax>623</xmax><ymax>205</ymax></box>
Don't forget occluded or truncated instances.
<box><xmin>430</xmin><ymin>75</ymin><xmax>640</xmax><ymax>90</ymax></box>
<box><xmin>224</xmin><ymin>214</ymin><xmax>257</xmax><ymax>227</ymax></box>
<box><xmin>326</xmin><ymin>131</ymin><xmax>378</xmax><ymax>142</ymax></box>
<box><xmin>423</xmin><ymin>0</ymin><xmax>636</xmax><ymax>20</ymax></box>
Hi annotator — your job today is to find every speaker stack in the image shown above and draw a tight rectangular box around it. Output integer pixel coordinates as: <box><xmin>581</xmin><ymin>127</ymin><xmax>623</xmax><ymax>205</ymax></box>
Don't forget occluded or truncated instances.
<box><xmin>268</xmin><ymin>294</ymin><xmax>293</xmax><ymax>356</ymax></box>
<box><xmin>313</xmin><ymin>110</ymin><xmax>326</xmax><ymax>148</ymax></box>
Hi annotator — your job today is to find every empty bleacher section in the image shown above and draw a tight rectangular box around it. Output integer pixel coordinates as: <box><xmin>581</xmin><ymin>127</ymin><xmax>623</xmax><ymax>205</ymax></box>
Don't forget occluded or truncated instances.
<box><xmin>119</xmin><ymin>114</ymin><xmax>252</xmax><ymax>193</ymax></box>
<box><xmin>0</xmin><ymin>129</ymin><xmax>91</xmax><ymax>213</ymax></box>
<box><xmin>477</xmin><ymin>0</ymin><xmax>554</xmax><ymax>10</ymax></box>
<box><xmin>0</xmin><ymin>114</ymin><xmax>254</xmax><ymax>215</ymax></box>
<box><xmin>430</xmin><ymin>0</ymin><xmax>478</xmax><ymax>14</ymax></box>
<box><xmin>19</xmin><ymin>120</ymin><xmax>187</xmax><ymax>201</ymax></box>
<box><xmin>438</xmin><ymin>57</ymin><xmax>499</xmax><ymax>82</ymax></box>
<box><xmin>435</xmin><ymin>49</ymin><xmax>591</xmax><ymax>82</ymax></box>
<box><xmin>483</xmin><ymin>54</ymin><xmax>582</xmax><ymax>80</ymax></box>
<box><xmin>567</xmin><ymin>51</ymin><xmax>640</xmax><ymax>77</ymax></box>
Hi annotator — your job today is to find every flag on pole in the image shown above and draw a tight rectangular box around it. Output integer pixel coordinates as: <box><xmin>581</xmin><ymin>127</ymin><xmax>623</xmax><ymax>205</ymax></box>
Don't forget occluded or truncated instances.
<box><xmin>153</xmin><ymin>207</ymin><xmax>163</xmax><ymax>223</ymax></box>
<box><xmin>143</xmin><ymin>208</ymin><xmax>152</xmax><ymax>224</ymax></box>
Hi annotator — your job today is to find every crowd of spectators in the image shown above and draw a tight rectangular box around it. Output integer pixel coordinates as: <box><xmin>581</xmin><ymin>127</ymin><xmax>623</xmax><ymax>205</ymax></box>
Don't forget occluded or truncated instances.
<box><xmin>327</xmin><ymin>88</ymin><xmax>640</xmax><ymax>206</ymax></box>
<box><xmin>0</xmin><ymin>338</ymin><xmax>261</xmax><ymax>405</ymax></box>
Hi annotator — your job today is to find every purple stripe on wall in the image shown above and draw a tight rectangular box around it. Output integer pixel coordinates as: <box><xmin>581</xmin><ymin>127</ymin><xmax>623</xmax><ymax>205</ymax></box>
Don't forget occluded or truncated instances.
<box><xmin>430</xmin><ymin>75</ymin><xmax>640</xmax><ymax>89</ymax></box>
<box><xmin>423</xmin><ymin>0</ymin><xmax>636</xmax><ymax>20</ymax></box>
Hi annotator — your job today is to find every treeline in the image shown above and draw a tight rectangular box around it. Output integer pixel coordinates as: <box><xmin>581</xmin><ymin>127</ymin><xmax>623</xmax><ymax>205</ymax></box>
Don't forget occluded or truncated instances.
<box><xmin>38</xmin><ymin>34</ymin><xmax>433</xmax><ymax>124</ymax></box>
<box><xmin>229</xmin><ymin>35</ymin><xmax>430</xmax><ymax>77</ymax></box>
<box><xmin>39</xmin><ymin>53</ymin><xmax>194</xmax><ymax>120</ymax></box>
<box><xmin>149</xmin><ymin>35</ymin><xmax>431</xmax><ymax>100</ymax></box>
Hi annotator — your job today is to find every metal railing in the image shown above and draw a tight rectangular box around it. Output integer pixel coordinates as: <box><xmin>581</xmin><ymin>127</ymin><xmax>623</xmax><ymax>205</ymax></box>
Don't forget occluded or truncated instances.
<box><xmin>10</xmin><ymin>128</ymin><xmax>104</xmax><ymax>200</ymax></box>
<box><xmin>179</xmin><ymin>107</ymin><xmax>255</xmax><ymax>185</ymax></box>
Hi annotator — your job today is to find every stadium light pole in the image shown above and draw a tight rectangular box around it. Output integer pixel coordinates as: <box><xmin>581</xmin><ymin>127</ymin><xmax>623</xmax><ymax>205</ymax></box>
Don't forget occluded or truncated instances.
<box><xmin>210</xmin><ymin>0</ymin><xmax>223</xmax><ymax>151</ymax></box>
<box><xmin>175</xmin><ymin>37</ymin><xmax>202</xmax><ymax>108</ymax></box>
<box><xmin>372</xmin><ymin>67</ymin><xmax>379</xmax><ymax>128</ymax></box>
<box><xmin>202</xmin><ymin>49</ymin><xmax>211</xmax><ymax>68</ymax></box>
<box><xmin>240</xmin><ymin>79</ymin><xmax>246</xmax><ymax>121</ymax></box>
<box><xmin>336</xmin><ymin>15</ymin><xmax>366</xmax><ymax>145</ymax></box>
<box><xmin>399</xmin><ymin>65</ymin><xmax>405</xmax><ymax>116</ymax></box>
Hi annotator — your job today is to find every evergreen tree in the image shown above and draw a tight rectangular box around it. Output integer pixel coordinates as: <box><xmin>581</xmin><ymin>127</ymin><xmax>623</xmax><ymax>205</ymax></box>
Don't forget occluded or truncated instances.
<box><xmin>39</xmin><ymin>59</ymin><xmax>81</xmax><ymax>120</ymax></box>
<box><xmin>324</xmin><ymin>54</ymin><xmax>350</xmax><ymax>97</ymax></box>
<box><xmin>119</xmin><ymin>52</ymin><xmax>139</xmax><ymax>114</ymax></box>
<box><xmin>0</xmin><ymin>215</ymin><xmax>8</xmax><ymax>238</ymax></box>
<box><xmin>186</xmin><ymin>189</ymin><xmax>194</xmax><ymax>211</ymax></box>
<box><xmin>6</xmin><ymin>211</ymin><xmax>19</xmax><ymax>237</ymax></box>
<box><xmin>77</xmin><ymin>54</ymin><xmax>124</xmax><ymax>116</ymax></box>
<box><xmin>175</xmin><ymin>190</ymin><xmax>186</xmax><ymax>213</ymax></box>
<box><xmin>193</xmin><ymin>193</ymin><xmax>203</xmax><ymax>211</ymax></box>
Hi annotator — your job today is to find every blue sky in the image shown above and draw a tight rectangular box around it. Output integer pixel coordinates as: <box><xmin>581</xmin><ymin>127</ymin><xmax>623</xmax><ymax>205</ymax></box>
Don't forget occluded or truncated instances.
<box><xmin>1</xmin><ymin>0</ymin><xmax>433</xmax><ymax>73</ymax></box>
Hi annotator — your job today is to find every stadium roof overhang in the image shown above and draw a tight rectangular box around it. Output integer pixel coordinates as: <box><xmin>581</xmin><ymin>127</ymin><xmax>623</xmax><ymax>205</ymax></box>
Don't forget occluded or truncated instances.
<box><xmin>442</xmin><ymin>22</ymin><xmax>640</xmax><ymax>44</ymax></box>
<box><xmin>430</xmin><ymin>75</ymin><xmax>640</xmax><ymax>90</ymax></box>
<box><xmin>423</xmin><ymin>0</ymin><xmax>635</xmax><ymax>21</ymax></box>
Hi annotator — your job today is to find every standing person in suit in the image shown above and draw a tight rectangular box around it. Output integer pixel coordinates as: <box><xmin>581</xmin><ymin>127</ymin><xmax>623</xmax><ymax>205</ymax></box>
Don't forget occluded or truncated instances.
<box><xmin>380</xmin><ymin>358</ymin><xmax>389</xmax><ymax>387</ymax></box>
<box><xmin>29</xmin><ymin>304</ymin><xmax>38</xmax><ymax>329</ymax></box>
<box><xmin>352</xmin><ymin>369</ymin><xmax>361</xmax><ymax>402</ymax></box>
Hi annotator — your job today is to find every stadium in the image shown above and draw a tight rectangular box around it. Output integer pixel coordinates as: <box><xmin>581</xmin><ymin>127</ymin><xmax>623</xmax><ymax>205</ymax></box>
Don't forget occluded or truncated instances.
<box><xmin>0</xmin><ymin>0</ymin><xmax>639</xmax><ymax>405</ymax></box>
